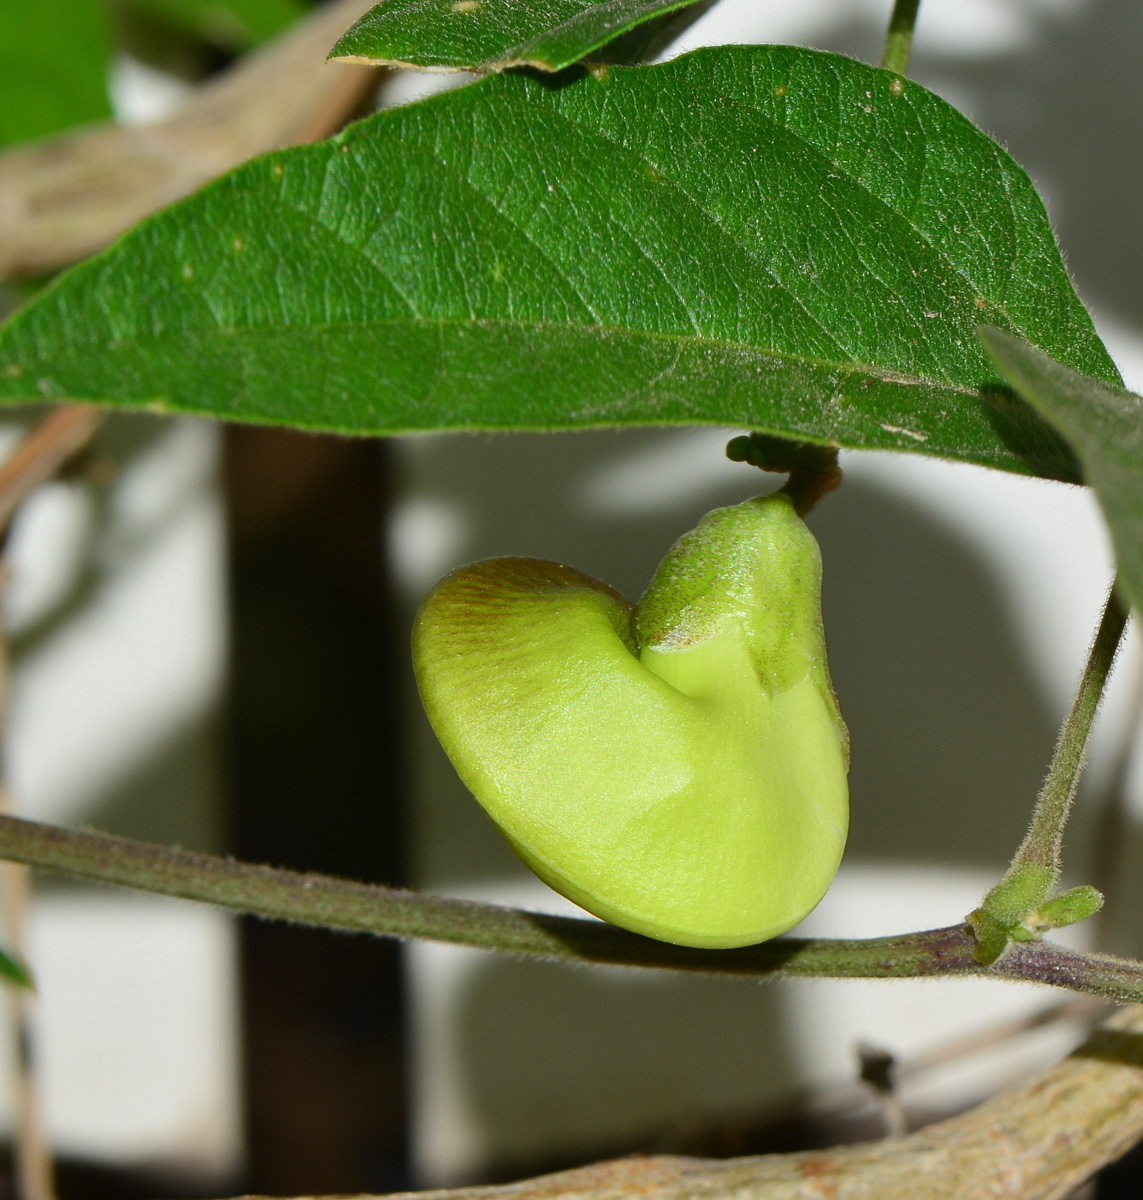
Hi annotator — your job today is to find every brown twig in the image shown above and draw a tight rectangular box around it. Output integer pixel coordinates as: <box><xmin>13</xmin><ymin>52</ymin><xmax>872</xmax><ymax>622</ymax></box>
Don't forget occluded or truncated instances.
<box><xmin>0</xmin><ymin>395</ymin><xmax>129</xmax><ymax>1198</ymax></box>
<box><xmin>856</xmin><ymin>1041</ymin><xmax>907</xmax><ymax>1138</ymax></box>
<box><xmin>654</xmin><ymin>993</ymin><xmax>1109</xmax><ymax>1163</ymax></box>
<box><xmin>0</xmin><ymin>406</ymin><xmax>104</xmax><ymax>536</ymax></box>
<box><xmin>213</xmin><ymin>1002</ymin><xmax>1143</xmax><ymax>1199</ymax></box>
<box><xmin>0</xmin><ymin>383</ymin><xmax>117</xmax><ymax>1200</ymax></box>
<box><xmin>0</xmin><ymin>0</ymin><xmax>380</xmax><ymax>279</ymax></box>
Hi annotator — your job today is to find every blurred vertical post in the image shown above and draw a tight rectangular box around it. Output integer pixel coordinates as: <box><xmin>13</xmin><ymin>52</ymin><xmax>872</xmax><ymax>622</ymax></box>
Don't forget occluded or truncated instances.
<box><xmin>225</xmin><ymin>428</ymin><xmax>408</xmax><ymax>1194</ymax></box>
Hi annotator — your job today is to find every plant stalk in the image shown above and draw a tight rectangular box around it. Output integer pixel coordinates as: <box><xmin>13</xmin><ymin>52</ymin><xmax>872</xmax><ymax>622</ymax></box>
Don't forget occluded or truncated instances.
<box><xmin>880</xmin><ymin>0</ymin><xmax>922</xmax><ymax>74</ymax></box>
<box><xmin>0</xmin><ymin>405</ymin><xmax>104</xmax><ymax>536</ymax></box>
<box><xmin>2</xmin><ymin>813</ymin><xmax>1143</xmax><ymax>1001</ymax></box>
<box><xmin>1009</xmin><ymin>583</ymin><xmax>1128</xmax><ymax>882</ymax></box>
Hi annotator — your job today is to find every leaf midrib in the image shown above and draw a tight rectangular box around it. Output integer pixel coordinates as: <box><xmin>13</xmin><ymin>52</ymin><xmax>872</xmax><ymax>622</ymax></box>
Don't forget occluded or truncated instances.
<box><xmin>42</xmin><ymin>313</ymin><xmax>983</xmax><ymax>399</ymax></box>
<box><xmin>17</xmin><ymin>49</ymin><xmax>1023</xmax><ymax>390</ymax></box>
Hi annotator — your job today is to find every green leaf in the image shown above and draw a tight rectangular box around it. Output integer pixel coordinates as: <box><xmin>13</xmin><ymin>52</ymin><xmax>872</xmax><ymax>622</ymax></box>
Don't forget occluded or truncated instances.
<box><xmin>1036</xmin><ymin>885</ymin><xmax>1103</xmax><ymax>930</ymax></box>
<box><xmin>0</xmin><ymin>0</ymin><xmax>113</xmax><ymax>149</ymax></box>
<box><xmin>330</xmin><ymin>0</ymin><xmax>705</xmax><ymax>73</ymax></box>
<box><xmin>125</xmin><ymin>0</ymin><xmax>308</xmax><ymax>51</ymax></box>
<box><xmin>979</xmin><ymin>327</ymin><xmax>1143</xmax><ymax>614</ymax></box>
<box><xmin>0</xmin><ymin>46</ymin><xmax>1118</xmax><ymax>479</ymax></box>
<box><xmin>0</xmin><ymin>942</ymin><xmax>34</xmax><ymax>991</ymax></box>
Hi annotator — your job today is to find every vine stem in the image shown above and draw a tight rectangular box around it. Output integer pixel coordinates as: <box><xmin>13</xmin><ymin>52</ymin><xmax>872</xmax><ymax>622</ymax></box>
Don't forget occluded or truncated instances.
<box><xmin>0</xmin><ymin>405</ymin><xmax>104</xmax><ymax>535</ymax></box>
<box><xmin>1</xmin><ymin>813</ymin><xmax>1143</xmax><ymax>1001</ymax></box>
<box><xmin>880</xmin><ymin>0</ymin><xmax>923</xmax><ymax>75</ymax></box>
<box><xmin>1006</xmin><ymin>582</ymin><xmax>1128</xmax><ymax>883</ymax></box>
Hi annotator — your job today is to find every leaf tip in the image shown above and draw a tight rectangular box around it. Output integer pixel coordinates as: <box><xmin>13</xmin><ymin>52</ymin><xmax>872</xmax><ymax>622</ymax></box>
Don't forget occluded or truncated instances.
<box><xmin>976</xmin><ymin>324</ymin><xmax>1018</xmax><ymax>358</ymax></box>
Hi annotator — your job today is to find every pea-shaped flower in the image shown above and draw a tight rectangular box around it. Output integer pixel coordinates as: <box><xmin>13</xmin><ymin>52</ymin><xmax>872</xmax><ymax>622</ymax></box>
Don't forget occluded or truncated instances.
<box><xmin>412</xmin><ymin>493</ymin><xmax>849</xmax><ymax>949</ymax></box>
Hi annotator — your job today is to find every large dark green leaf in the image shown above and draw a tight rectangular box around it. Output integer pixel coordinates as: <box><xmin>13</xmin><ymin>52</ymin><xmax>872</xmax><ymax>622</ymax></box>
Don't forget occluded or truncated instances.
<box><xmin>0</xmin><ymin>0</ymin><xmax>112</xmax><ymax>149</ymax></box>
<box><xmin>330</xmin><ymin>0</ymin><xmax>704</xmax><ymax>72</ymax></box>
<box><xmin>0</xmin><ymin>46</ymin><xmax>1118</xmax><ymax>479</ymax></box>
<box><xmin>980</xmin><ymin>328</ymin><xmax>1143</xmax><ymax>614</ymax></box>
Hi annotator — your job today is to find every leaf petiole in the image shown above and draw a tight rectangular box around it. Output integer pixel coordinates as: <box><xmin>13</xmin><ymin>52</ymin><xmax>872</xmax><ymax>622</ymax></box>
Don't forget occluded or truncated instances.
<box><xmin>880</xmin><ymin>0</ymin><xmax>922</xmax><ymax>75</ymax></box>
<box><xmin>971</xmin><ymin>583</ymin><xmax>1128</xmax><ymax>959</ymax></box>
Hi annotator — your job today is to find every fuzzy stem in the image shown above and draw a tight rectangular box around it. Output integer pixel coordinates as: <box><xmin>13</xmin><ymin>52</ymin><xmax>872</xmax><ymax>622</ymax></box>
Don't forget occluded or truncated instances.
<box><xmin>880</xmin><ymin>0</ymin><xmax>922</xmax><ymax>74</ymax></box>
<box><xmin>1009</xmin><ymin>584</ymin><xmax>1128</xmax><ymax>882</ymax></box>
<box><xmin>1</xmin><ymin>814</ymin><xmax>1143</xmax><ymax>1001</ymax></box>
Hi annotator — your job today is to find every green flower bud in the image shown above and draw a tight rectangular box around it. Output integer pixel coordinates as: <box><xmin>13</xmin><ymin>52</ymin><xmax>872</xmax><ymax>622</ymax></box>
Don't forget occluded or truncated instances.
<box><xmin>412</xmin><ymin>493</ymin><xmax>849</xmax><ymax>949</ymax></box>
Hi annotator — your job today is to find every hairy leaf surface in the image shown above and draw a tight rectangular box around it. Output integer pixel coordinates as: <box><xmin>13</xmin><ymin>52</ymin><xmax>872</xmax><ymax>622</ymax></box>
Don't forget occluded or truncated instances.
<box><xmin>0</xmin><ymin>46</ymin><xmax>1118</xmax><ymax>479</ymax></box>
<box><xmin>331</xmin><ymin>0</ymin><xmax>704</xmax><ymax>72</ymax></box>
<box><xmin>980</xmin><ymin>329</ymin><xmax>1143</xmax><ymax>614</ymax></box>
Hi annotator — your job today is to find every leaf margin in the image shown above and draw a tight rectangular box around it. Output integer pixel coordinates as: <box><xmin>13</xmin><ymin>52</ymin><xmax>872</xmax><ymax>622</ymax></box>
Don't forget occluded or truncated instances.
<box><xmin>328</xmin><ymin>0</ymin><xmax>706</xmax><ymax>73</ymax></box>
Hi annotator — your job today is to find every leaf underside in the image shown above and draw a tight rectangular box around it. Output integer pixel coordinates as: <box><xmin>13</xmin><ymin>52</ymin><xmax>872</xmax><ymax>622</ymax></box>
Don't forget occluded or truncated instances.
<box><xmin>330</xmin><ymin>0</ymin><xmax>705</xmax><ymax>73</ymax></box>
<box><xmin>0</xmin><ymin>45</ymin><xmax>1118</xmax><ymax>480</ymax></box>
<box><xmin>980</xmin><ymin>329</ymin><xmax>1143</xmax><ymax>616</ymax></box>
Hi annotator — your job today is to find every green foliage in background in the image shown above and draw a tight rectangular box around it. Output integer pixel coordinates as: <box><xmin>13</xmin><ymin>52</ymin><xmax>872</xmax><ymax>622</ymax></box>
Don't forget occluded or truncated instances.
<box><xmin>0</xmin><ymin>0</ymin><xmax>112</xmax><ymax>148</ymax></box>
<box><xmin>0</xmin><ymin>0</ymin><xmax>310</xmax><ymax>154</ymax></box>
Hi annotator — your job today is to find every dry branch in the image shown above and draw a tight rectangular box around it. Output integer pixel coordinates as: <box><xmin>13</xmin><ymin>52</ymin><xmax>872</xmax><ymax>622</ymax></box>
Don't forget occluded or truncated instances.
<box><xmin>0</xmin><ymin>405</ymin><xmax>104</xmax><ymax>533</ymax></box>
<box><xmin>0</xmin><ymin>0</ymin><xmax>380</xmax><ymax>279</ymax></box>
<box><xmin>227</xmin><ymin>1005</ymin><xmax>1143</xmax><ymax>1199</ymax></box>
